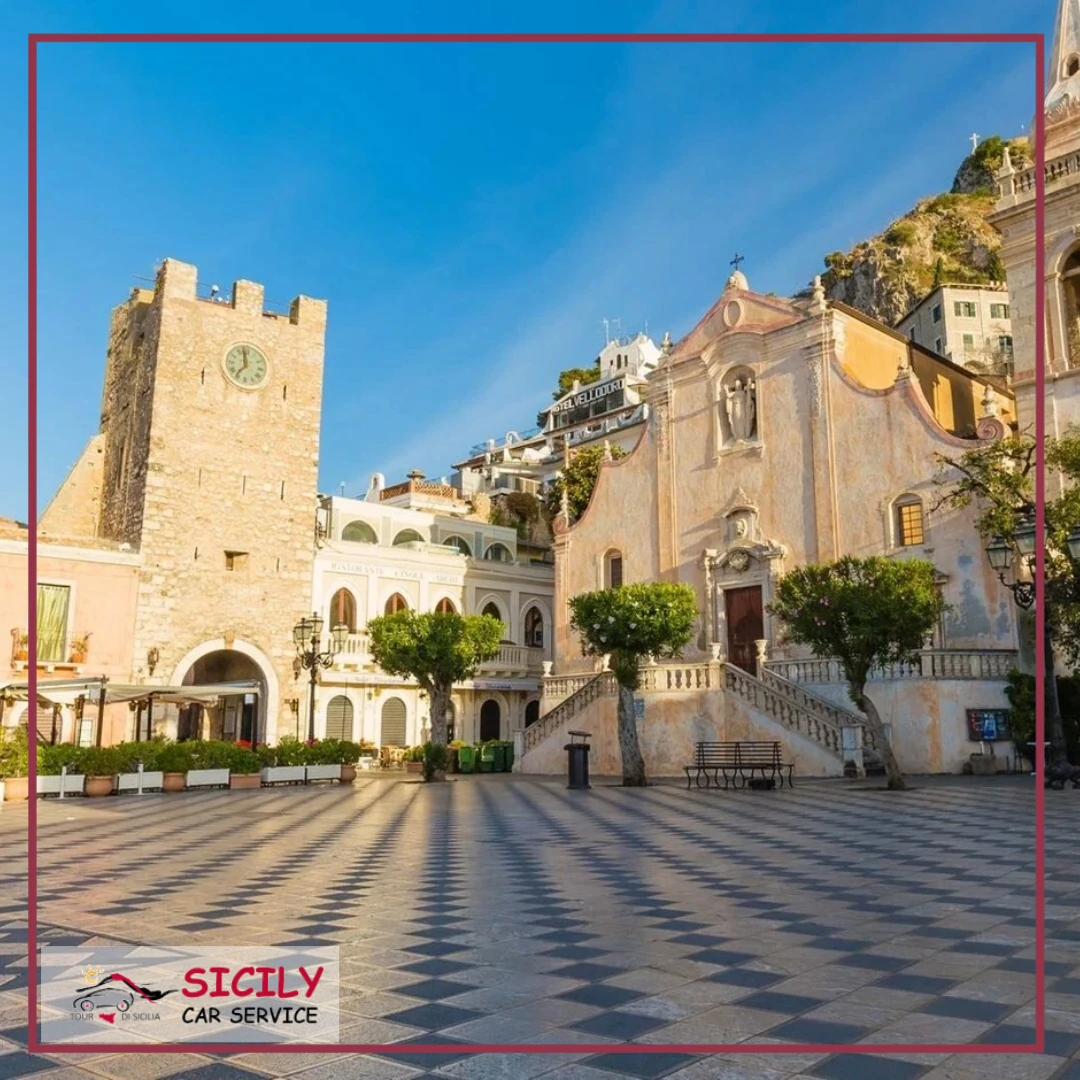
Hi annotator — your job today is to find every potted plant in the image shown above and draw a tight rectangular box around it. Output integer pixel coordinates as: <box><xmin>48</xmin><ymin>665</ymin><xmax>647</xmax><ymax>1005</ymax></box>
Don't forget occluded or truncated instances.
<box><xmin>80</xmin><ymin>746</ymin><xmax>119</xmax><ymax>797</ymax></box>
<box><xmin>37</xmin><ymin>743</ymin><xmax>86</xmax><ymax>797</ymax></box>
<box><xmin>112</xmin><ymin>741</ymin><xmax>164</xmax><ymax>793</ymax></box>
<box><xmin>320</xmin><ymin>739</ymin><xmax>361</xmax><ymax>783</ymax></box>
<box><xmin>69</xmin><ymin>633</ymin><xmax>91</xmax><ymax>664</ymax></box>
<box><xmin>260</xmin><ymin>736</ymin><xmax>307</xmax><ymax>785</ymax></box>
<box><xmin>156</xmin><ymin>742</ymin><xmax>193</xmax><ymax>792</ymax></box>
<box><xmin>12</xmin><ymin>633</ymin><xmax>28</xmax><ymax>663</ymax></box>
<box><xmin>421</xmin><ymin>741</ymin><xmax>449</xmax><ymax>782</ymax></box>
<box><xmin>186</xmin><ymin>740</ymin><xmax>232</xmax><ymax>789</ymax></box>
<box><xmin>228</xmin><ymin>744</ymin><xmax>262</xmax><ymax>790</ymax></box>
<box><xmin>0</xmin><ymin>726</ymin><xmax>29</xmax><ymax>802</ymax></box>
<box><xmin>404</xmin><ymin>746</ymin><xmax>424</xmax><ymax>774</ymax></box>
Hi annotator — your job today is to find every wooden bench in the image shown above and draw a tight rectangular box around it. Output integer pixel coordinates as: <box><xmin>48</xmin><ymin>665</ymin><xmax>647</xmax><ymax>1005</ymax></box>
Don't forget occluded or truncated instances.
<box><xmin>684</xmin><ymin>741</ymin><xmax>794</xmax><ymax>790</ymax></box>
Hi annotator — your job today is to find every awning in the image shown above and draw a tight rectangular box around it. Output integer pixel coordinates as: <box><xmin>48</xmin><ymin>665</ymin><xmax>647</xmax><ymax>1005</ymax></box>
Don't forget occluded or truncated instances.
<box><xmin>0</xmin><ymin>678</ymin><xmax>261</xmax><ymax>708</ymax></box>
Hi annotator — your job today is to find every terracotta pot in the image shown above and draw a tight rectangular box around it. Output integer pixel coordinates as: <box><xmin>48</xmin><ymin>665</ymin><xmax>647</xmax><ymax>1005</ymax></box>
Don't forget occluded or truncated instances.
<box><xmin>3</xmin><ymin>777</ymin><xmax>28</xmax><ymax>802</ymax></box>
<box><xmin>70</xmin><ymin>652</ymin><xmax>86</xmax><ymax>665</ymax></box>
<box><xmin>405</xmin><ymin>761</ymin><xmax>423</xmax><ymax>774</ymax></box>
<box><xmin>229</xmin><ymin>773</ymin><xmax>262</xmax><ymax>791</ymax></box>
<box><xmin>339</xmin><ymin>764</ymin><xmax>356</xmax><ymax>784</ymax></box>
<box><xmin>85</xmin><ymin>775</ymin><xmax>114</xmax><ymax>798</ymax></box>
<box><xmin>162</xmin><ymin>772</ymin><xmax>186</xmax><ymax>793</ymax></box>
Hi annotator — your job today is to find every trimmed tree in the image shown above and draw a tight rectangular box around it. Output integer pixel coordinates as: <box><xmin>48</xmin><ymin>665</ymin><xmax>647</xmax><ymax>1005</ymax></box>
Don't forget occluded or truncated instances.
<box><xmin>367</xmin><ymin>611</ymin><xmax>503</xmax><ymax>778</ymax></box>
<box><xmin>568</xmin><ymin>581</ymin><xmax>698</xmax><ymax>786</ymax></box>
<box><xmin>551</xmin><ymin>363</ymin><xmax>601</xmax><ymax>402</ymax></box>
<box><xmin>544</xmin><ymin>444</ymin><xmax>627</xmax><ymax>525</ymax></box>
<box><xmin>768</xmin><ymin>556</ymin><xmax>947</xmax><ymax>790</ymax></box>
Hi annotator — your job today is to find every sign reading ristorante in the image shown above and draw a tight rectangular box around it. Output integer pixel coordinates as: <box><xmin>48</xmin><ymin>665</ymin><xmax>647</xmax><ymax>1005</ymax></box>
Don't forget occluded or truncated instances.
<box><xmin>551</xmin><ymin>377</ymin><xmax>624</xmax><ymax>414</ymax></box>
<box><xmin>328</xmin><ymin>562</ymin><xmax>464</xmax><ymax>585</ymax></box>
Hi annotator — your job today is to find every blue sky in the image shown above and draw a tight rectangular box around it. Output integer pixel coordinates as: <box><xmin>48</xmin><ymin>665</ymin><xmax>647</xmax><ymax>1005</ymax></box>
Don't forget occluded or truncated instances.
<box><xmin>2</xmin><ymin>0</ymin><xmax>1052</xmax><ymax>519</ymax></box>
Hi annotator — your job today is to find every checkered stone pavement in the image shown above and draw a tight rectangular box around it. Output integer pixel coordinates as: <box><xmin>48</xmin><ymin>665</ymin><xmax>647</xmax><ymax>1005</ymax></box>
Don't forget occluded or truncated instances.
<box><xmin>0</xmin><ymin>773</ymin><xmax>1076</xmax><ymax>1079</ymax></box>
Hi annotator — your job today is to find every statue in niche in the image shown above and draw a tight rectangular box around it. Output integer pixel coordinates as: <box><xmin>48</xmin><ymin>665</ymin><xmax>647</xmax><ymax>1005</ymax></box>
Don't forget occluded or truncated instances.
<box><xmin>724</xmin><ymin>376</ymin><xmax>756</xmax><ymax>441</ymax></box>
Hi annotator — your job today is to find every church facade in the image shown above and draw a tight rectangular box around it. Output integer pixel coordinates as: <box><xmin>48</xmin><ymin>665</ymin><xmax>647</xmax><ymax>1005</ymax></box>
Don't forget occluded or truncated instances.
<box><xmin>525</xmin><ymin>272</ymin><xmax>1022</xmax><ymax>778</ymax></box>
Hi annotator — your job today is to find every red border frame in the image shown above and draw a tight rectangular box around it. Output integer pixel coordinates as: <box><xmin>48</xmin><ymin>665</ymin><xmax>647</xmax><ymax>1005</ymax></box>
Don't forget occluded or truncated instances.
<box><xmin>27</xmin><ymin>30</ymin><xmax>1047</xmax><ymax>1059</ymax></box>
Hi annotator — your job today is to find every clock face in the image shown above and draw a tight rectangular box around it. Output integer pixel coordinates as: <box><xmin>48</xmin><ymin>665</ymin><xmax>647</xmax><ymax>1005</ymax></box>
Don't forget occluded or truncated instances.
<box><xmin>223</xmin><ymin>344</ymin><xmax>269</xmax><ymax>389</ymax></box>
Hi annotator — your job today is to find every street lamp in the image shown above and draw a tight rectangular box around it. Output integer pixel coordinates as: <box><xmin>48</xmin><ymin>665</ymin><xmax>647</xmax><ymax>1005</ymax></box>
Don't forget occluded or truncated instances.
<box><xmin>293</xmin><ymin>614</ymin><xmax>347</xmax><ymax>741</ymax></box>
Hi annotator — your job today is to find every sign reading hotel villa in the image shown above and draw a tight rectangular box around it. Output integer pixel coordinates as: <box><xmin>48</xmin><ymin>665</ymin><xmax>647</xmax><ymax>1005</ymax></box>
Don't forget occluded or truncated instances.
<box><xmin>39</xmin><ymin>947</ymin><xmax>340</xmax><ymax>1045</ymax></box>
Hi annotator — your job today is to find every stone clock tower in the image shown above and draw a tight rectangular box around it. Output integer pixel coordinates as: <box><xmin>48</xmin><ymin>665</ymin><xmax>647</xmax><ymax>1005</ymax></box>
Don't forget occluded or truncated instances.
<box><xmin>95</xmin><ymin>258</ymin><xmax>327</xmax><ymax>743</ymax></box>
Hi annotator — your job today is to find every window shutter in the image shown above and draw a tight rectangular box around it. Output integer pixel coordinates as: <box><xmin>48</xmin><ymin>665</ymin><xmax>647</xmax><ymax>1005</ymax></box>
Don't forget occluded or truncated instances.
<box><xmin>380</xmin><ymin>698</ymin><xmax>407</xmax><ymax>746</ymax></box>
<box><xmin>325</xmin><ymin>695</ymin><xmax>354</xmax><ymax>741</ymax></box>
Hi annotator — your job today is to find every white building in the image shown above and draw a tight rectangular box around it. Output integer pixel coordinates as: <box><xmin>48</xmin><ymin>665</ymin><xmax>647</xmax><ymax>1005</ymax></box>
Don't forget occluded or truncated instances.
<box><xmin>307</xmin><ymin>473</ymin><xmax>554</xmax><ymax>748</ymax></box>
<box><xmin>453</xmin><ymin>332</ymin><xmax>663</xmax><ymax>498</ymax></box>
<box><xmin>896</xmin><ymin>283</ymin><xmax>1014</xmax><ymax>375</ymax></box>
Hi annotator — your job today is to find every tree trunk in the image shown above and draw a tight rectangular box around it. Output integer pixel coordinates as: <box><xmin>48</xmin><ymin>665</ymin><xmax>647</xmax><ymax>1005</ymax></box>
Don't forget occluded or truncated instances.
<box><xmin>855</xmin><ymin>686</ymin><xmax>906</xmax><ymax>791</ymax></box>
<box><xmin>427</xmin><ymin>682</ymin><xmax>450</xmax><ymax>782</ymax></box>
<box><xmin>616</xmin><ymin>683</ymin><xmax>646</xmax><ymax>787</ymax></box>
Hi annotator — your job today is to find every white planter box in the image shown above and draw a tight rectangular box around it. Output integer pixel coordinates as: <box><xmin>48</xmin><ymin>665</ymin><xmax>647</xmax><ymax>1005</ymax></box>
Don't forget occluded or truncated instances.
<box><xmin>305</xmin><ymin>764</ymin><xmax>342</xmax><ymax>783</ymax></box>
<box><xmin>186</xmin><ymin>768</ymin><xmax>230</xmax><ymax>789</ymax></box>
<box><xmin>37</xmin><ymin>774</ymin><xmax>86</xmax><ymax>797</ymax></box>
<box><xmin>116</xmin><ymin>771</ymin><xmax>164</xmax><ymax>793</ymax></box>
<box><xmin>261</xmin><ymin>766</ymin><xmax>306</xmax><ymax>785</ymax></box>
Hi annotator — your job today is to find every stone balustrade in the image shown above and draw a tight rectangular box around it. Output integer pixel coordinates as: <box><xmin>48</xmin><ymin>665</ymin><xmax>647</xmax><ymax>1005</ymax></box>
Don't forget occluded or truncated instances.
<box><xmin>764</xmin><ymin>649</ymin><xmax>1017</xmax><ymax>685</ymax></box>
<box><xmin>335</xmin><ymin>634</ymin><xmax>544</xmax><ymax>677</ymax></box>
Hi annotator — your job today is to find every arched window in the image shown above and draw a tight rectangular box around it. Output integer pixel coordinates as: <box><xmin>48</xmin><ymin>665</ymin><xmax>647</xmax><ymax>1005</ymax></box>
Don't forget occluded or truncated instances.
<box><xmin>524</xmin><ymin>606</ymin><xmax>544</xmax><ymax>649</ymax></box>
<box><xmin>342</xmin><ymin>520</ymin><xmax>378</xmax><ymax>544</ymax></box>
<box><xmin>385</xmin><ymin>593</ymin><xmax>409</xmax><ymax>614</ymax></box>
<box><xmin>484</xmin><ymin>543</ymin><xmax>512</xmax><ymax>563</ymax></box>
<box><xmin>443</xmin><ymin>535</ymin><xmax>471</xmax><ymax>556</ymax></box>
<box><xmin>525</xmin><ymin>700</ymin><xmax>540</xmax><ymax>728</ymax></box>
<box><xmin>325</xmin><ymin>695</ymin><xmax>354</xmax><ymax>741</ymax></box>
<box><xmin>393</xmin><ymin>529</ymin><xmax>425</xmax><ymax>547</ymax></box>
<box><xmin>480</xmin><ymin>699</ymin><xmax>501</xmax><ymax>742</ymax></box>
<box><xmin>380</xmin><ymin>697</ymin><xmax>407</xmax><ymax>747</ymax></box>
<box><xmin>894</xmin><ymin>496</ymin><xmax>925</xmax><ymax>548</ymax></box>
<box><xmin>1066</xmin><ymin>54</ymin><xmax>1080</xmax><ymax>78</ymax></box>
<box><xmin>604</xmin><ymin>549</ymin><xmax>624</xmax><ymax>589</ymax></box>
<box><xmin>482</xmin><ymin>601</ymin><xmax>502</xmax><ymax>621</ymax></box>
<box><xmin>435</xmin><ymin>597</ymin><xmax>457</xmax><ymax>614</ymax></box>
<box><xmin>329</xmin><ymin>588</ymin><xmax>356</xmax><ymax>632</ymax></box>
<box><xmin>1062</xmin><ymin>248</ymin><xmax>1080</xmax><ymax>366</ymax></box>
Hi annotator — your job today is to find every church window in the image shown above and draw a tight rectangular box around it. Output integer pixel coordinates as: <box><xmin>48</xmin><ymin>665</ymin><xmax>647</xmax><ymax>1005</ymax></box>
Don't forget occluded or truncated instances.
<box><xmin>1061</xmin><ymin>248</ymin><xmax>1080</xmax><ymax>366</ymax></box>
<box><xmin>604</xmin><ymin>550</ymin><xmax>624</xmax><ymax>589</ymax></box>
<box><xmin>385</xmin><ymin>593</ymin><xmax>409</xmax><ymax>614</ymax></box>
<box><xmin>342</xmin><ymin>520</ymin><xmax>378</xmax><ymax>544</ymax></box>
<box><xmin>894</xmin><ymin>498</ymin><xmax>925</xmax><ymax>548</ymax></box>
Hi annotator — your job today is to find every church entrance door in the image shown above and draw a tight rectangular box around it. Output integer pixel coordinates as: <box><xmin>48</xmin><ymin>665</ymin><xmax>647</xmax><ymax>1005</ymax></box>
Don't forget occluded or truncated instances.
<box><xmin>725</xmin><ymin>586</ymin><xmax>763</xmax><ymax>673</ymax></box>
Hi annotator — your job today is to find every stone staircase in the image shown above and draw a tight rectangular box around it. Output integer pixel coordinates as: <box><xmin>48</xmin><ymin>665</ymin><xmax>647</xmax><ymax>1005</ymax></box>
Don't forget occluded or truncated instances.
<box><xmin>523</xmin><ymin>672</ymin><xmax>616</xmax><ymax>754</ymax></box>
<box><xmin>522</xmin><ymin>661</ymin><xmax>878</xmax><ymax>773</ymax></box>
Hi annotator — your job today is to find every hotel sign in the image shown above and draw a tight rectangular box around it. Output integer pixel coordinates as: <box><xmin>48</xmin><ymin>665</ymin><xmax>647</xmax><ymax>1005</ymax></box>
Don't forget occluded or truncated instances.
<box><xmin>552</xmin><ymin>378</ymin><xmax>624</xmax><ymax>414</ymax></box>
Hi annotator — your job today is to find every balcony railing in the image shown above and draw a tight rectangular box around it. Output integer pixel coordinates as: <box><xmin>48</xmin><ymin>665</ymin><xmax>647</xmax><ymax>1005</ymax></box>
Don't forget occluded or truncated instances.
<box><xmin>333</xmin><ymin>633</ymin><xmax>544</xmax><ymax>677</ymax></box>
<box><xmin>11</xmin><ymin>629</ymin><xmax>91</xmax><ymax>668</ymax></box>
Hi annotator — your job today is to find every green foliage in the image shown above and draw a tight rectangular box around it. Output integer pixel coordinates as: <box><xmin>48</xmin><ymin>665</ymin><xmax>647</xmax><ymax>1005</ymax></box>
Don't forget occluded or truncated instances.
<box><xmin>154</xmin><ymin>742</ymin><xmax>196</xmax><ymax>773</ymax></box>
<box><xmin>553</xmin><ymin>363</ymin><xmax>601</xmax><ymax>402</ymax></box>
<box><xmin>928</xmin><ymin>193</ymin><xmax>964</xmax><ymax>213</ymax></box>
<box><xmin>932</xmin><ymin>218</ymin><xmax>967</xmax><ymax>257</ymax></box>
<box><xmin>768</xmin><ymin>557</ymin><xmax>947</xmax><ymax>697</ymax></box>
<box><xmin>490</xmin><ymin>491</ymin><xmax>543</xmax><ymax>539</ymax></box>
<box><xmin>569</xmin><ymin>581</ymin><xmax>698</xmax><ymax>688</ymax></box>
<box><xmin>543</xmin><ymin>444</ymin><xmax>627</xmax><ymax>524</ymax></box>
<box><xmin>421</xmin><ymin>741</ymin><xmax>449</xmax><ymax>781</ymax></box>
<box><xmin>37</xmin><ymin>743</ymin><xmax>84</xmax><ymax>775</ymax></box>
<box><xmin>78</xmin><ymin>745</ymin><xmax>123</xmax><ymax>776</ymax></box>
<box><xmin>313</xmin><ymin>738</ymin><xmax>362</xmax><ymax>765</ymax></box>
<box><xmin>0</xmin><ymin>726</ymin><xmax>28</xmax><ymax>778</ymax></box>
<box><xmin>186</xmin><ymin>740</ymin><xmax>235</xmax><ymax>770</ymax></box>
<box><xmin>1006</xmin><ymin>668</ymin><xmax>1080</xmax><ymax>763</ymax></box>
<box><xmin>368</xmin><ymin>610</ymin><xmax>503</xmax><ymax>698</ymax></box>
<box><xmin>884</xmin><ymin>220</ymin><xmax>917</xmax><ymax>247</ymax></box>
<box><xmin>227</xmin><ymin>745</ymin><xmax>262</xmax><ymax>773</ymax></box>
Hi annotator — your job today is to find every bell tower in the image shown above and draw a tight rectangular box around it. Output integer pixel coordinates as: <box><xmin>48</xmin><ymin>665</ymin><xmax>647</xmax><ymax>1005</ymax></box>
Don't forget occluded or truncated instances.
<box><xmin>990</xmin><ymin>0</ymin><xmax>1080</xmax><ymax>435</ymax></box>
<box><xmin>96</xmin><ymin>258</ymin><xmax>327</xmax><ymax>743</ymax></box>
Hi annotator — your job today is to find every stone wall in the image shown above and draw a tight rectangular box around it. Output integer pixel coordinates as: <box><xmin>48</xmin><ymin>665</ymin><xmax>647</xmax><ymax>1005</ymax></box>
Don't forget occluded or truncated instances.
<box><xmin>39</xmin><ymin>434</ymin><xmax>106</xmax><ymax>541</ymax></box>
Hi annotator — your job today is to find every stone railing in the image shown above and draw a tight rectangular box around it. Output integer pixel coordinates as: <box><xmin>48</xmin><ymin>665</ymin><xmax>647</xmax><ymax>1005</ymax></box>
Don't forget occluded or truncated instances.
<box><xmin>379</xmin><ymin>478</ymin><xmax>459</xmax><ymax>502</ymax></box>
<box><xmin>478</xmin><ymin>645</ymin><xmax>545</xmax><ymax>675</ymax></box>
<box><xmin>724</xmin><ymin>664</ymin><xmax>846</xmax><ymax>758</ymax></box>
<box><xmin>637</xmin><ymin>662</ymin><xmax>717</xmax><ymax>692</ymax></box>
<box><xmin>764</xmin><ymin>649</ymin><xmax>1017</xmax><ymax>685</ymax></box>
<box><xmin>541</xmin><ymin>673</ymin><xmax>605</xmax><ymax>702</ymax></box>
<box><xmin>999</xmin><ymin>147</ymin><xmax>1080</xmax><ymax>201</ymax></box>
<box><xmin>524</xmin><ymin>672</ymin><xmax>616</xmax><ymax>752</ymax></box>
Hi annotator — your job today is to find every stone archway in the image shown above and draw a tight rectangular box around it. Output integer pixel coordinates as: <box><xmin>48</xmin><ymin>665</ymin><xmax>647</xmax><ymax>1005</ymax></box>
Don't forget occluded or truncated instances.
<box><xmin>171</xmin><ymin>638</ymin><xmax>279</xmax><ymax>745</ymax></box>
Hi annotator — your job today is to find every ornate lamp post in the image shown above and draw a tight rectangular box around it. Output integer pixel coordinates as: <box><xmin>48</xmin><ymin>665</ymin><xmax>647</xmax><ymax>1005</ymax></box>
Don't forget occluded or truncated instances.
<box><xmin>985</xmin><ymin>513</ymin><xmax>1080</xmax><ymax>768</ymax></box>
<box><xmin>292</xmin><ymin>614</ymin><xmax>347</xmax><ymax>742</ymax></box>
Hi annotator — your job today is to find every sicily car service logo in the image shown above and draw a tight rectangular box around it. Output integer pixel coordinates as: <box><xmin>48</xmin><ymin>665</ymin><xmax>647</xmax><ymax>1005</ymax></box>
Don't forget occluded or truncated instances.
<box><xmin>72</xmin><ymin>966</ymin><xmax>177</xmax><ymax>1023</ymax></box>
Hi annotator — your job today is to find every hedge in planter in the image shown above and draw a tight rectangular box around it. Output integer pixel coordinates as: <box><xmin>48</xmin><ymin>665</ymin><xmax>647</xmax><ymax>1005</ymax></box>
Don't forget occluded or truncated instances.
<box><xmin>0</xmin><ymin>726</ymin><xmax>29</xmax><ymax>802</ymax></box>
<box><xmin>228</xmin><ymin>745</ymin><xmax>262</xmax><ymax>790</ymax></box>
<box><xmin>79</xmin><ymin>746</ymin><xmax>121</xmax><ymax>797</ymax></box>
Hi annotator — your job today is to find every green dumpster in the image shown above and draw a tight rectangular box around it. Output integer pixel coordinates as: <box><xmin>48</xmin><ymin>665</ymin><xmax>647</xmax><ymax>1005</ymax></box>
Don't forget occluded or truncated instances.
<box><xmin>492</xmin><ymin>743</ymin><xmax>507</xmax><ymax>772</ymax></box>
<box><xmin>479</xmin><ymin>744</ymin><xmax>495</xmax><ymax>773</ymax></box>
<box><xmin>458</xmin><ymin>746</ymin><xmax>475</xmax><ymax>774</ymax></box>
<box><xmin>504</xmin><ymin>741</ymin><xmax>515</xmax><ymax>772</ymax></box>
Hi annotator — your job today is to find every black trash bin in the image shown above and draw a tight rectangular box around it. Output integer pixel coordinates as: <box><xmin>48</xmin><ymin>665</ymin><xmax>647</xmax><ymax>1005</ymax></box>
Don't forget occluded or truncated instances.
<box><xmin>564</xmin><ymin>730</ymin><xmax>591</xmax><ymax>789</ymax></box>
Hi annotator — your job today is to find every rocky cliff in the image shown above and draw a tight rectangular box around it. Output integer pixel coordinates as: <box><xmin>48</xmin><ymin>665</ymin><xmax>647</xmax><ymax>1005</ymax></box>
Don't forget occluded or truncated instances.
<box><xmin>816</xmin><ymin>136</ymin><xmax>1030</xmax><ymax>326</ymax></box>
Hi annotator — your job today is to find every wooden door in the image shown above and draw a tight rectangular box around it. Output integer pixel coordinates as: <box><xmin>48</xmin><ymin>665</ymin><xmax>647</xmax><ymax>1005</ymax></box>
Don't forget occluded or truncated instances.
<box><xmin>725</xmin><ymin>586</ymin><xmax>764</xmax><ymax>673</ymax></box>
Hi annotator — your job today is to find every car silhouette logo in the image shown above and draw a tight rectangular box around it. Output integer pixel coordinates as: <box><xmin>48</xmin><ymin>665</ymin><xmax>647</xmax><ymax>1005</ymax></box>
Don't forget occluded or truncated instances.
<box><xmin>73</xmin><ymin>986</ymin><xmax>134</xmax><ymax>1012</ymax></box>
